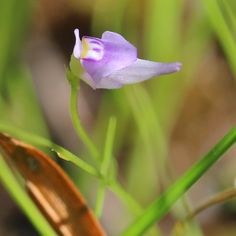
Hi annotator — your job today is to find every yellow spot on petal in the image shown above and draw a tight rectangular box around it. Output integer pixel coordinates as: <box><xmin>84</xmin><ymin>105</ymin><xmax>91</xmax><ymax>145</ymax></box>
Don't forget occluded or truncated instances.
<box><xmin>81</xmin><ymin>38</ymin><xmax>90</xmax><ymax>59</ymax></box>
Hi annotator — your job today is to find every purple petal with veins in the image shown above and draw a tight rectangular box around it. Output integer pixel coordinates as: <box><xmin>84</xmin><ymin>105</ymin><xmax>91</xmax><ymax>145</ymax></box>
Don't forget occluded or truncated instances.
<box><xmin>72</xmin><ymin>28</ymin><xmax>182</xmax><ymax>89</ymax></box>
<box><xmin>81</xmin><ymin>31</ymin><xmax>137</xmax><ymax>83</ymax></box>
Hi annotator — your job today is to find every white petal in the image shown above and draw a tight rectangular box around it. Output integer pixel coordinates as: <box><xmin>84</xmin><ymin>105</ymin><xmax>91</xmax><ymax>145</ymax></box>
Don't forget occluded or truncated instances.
<box><xmin>73</xmin><ymin>29</ymin><xmax>81</xmax><ymax>59</ymax></box>
<box><xmin>106</xmin><ymin>59</ymin><xmax>182</xmax><ymax>84</ymax></box>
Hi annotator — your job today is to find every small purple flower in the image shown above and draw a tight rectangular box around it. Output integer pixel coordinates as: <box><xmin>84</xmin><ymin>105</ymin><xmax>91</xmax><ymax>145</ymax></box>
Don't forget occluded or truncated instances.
<box><xmin>73</xmin><ymin>28</ymin><xmax>182</xmax><ymax>89</ymax></box>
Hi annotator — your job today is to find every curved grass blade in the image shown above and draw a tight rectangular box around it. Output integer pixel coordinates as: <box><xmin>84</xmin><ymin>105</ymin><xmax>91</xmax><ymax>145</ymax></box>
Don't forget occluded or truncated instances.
<box><xmin>121</xmin><ymin>127</ymin><xmax>236</xmax><ymax>236</ymax></box>
<box><xmin>202</xmin><ymin>0</ymin><xmax>236</xmax><ymax>76</ymax></box>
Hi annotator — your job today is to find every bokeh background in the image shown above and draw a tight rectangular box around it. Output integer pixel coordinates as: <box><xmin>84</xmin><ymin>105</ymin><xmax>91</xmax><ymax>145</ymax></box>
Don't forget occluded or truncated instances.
<box><xmin>0</xmin><ymin>0</ymin><xmax>236</xmax><ymax>235</ymax></box>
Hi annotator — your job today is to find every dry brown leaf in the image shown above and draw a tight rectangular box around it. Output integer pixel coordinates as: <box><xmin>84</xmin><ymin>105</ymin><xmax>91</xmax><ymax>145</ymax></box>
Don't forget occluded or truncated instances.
<box><xmin>0</xmin><ymin>132</ymin><xmax>106</xmax><ymax>236</ymax></box>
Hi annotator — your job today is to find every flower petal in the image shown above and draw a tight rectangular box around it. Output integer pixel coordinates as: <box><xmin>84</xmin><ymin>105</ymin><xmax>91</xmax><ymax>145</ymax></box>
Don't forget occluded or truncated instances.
<box><xmin>73</xmin><ymin>29</ymin><xmax>81</xmax><ymax>59</ymax></box>
<box><xmin>96</xmin><ymin>78</ymin><xmax>123</xmax><ymax>89</ymax></box>
<box><xmin>81</xmin><ymin>31</ymin><xmax>137</xmax><ymax>83</ymax></box>
<box><xmin>81</xmin><ymin>72</ymin><xmax>122</xmax><ymax>89</ymax></box>
<box><xmin>105</xmin><ymin>59</ymin><xmax>182</xmax><ymax>84</ymax></box>
<box><xmin>81</xmin><ymin>37</ymin><xmax>104</xmax><ymax>61</ymax></box>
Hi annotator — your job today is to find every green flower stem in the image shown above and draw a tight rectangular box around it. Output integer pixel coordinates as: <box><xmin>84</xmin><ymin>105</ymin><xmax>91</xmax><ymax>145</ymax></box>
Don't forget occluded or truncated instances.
<box><xmin>70</xmin><ymin>85</ymin><xmax>99</xmax><ymax>161</ymax></box>
<box><xmin>121</xmin><ymin>127</ymin><xmax>236</xmax><ymax>236</ymax></box>
<box><xmin>0</xmin><ymin>152</ymin><xmax>57</xmax><ymax>236</ymax></box>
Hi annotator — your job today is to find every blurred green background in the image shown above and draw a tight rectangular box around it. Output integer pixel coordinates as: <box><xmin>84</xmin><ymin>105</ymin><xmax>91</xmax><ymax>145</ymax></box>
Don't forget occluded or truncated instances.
<box><xmin>0</xmin><ymin>0</ymin><xmax>236</xmax><ymax>235</ymax></box>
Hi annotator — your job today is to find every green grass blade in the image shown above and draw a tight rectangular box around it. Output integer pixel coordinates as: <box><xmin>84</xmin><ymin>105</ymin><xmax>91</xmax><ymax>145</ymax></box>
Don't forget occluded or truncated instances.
<box><xmin>143</xmin><ymin>0</ymin><xmax>186</xmax><ymax>141</ymax></box>
<box><xmin>0</xmin><ymin>0</ymin><xmax>29</xmax><ymax>88</ymax></box>
<box><xmin>144</xmin><ymin>0</ymin><xmax>184</xmax><ymax>59</ymax></box>
<box><xmin>202</xmin><ymin>0</ymin><xmax>236</xmax><ymax>75</ymax></box>
<box><xmin>121</xmin><ymin>127</ymin><xmax>236</xmax><ymax>236</ymax></box>
<box><xmin>0</xmin><ymin>153</ymin><xmax>57</xmax><ymax>236</ymax></box>
<box><xmin>0</xmin><ymin>123</ymin><xmax>99</xmax><ymax>177</ymax></box>
<box><xmin>221</xmin><ymin>0</ymin><xmax>236</xmax><ymax>33</ymax></box>
<box><xmin>1</xmin><ymin>66</ymin><xmax>49</xmax><ymax>137</ymax></box>
<box><xmin>0</xmin><ymin>0</ymin><xmax>48</xmax><ymax>139</ymax></box>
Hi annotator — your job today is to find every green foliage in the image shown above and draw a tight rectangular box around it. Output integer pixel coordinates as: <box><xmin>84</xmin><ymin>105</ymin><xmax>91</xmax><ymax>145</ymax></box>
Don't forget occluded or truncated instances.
<box><xmin>0</xmin><ymin>0</ymin><xmax>29</xmax><ymax>88</ymax></box>
<box><xmin>0</xmin><ymin>0</ymin><xmax>48</xmax><ymax>137</ymax></box>
<box><xmin>1</xmin><ymin>0</ymin><xmax>236</xmax><ymax>235</ymax></box>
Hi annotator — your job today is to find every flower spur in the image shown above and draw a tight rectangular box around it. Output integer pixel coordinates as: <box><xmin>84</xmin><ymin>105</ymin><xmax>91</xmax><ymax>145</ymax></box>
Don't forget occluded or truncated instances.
<box><xmin>72</xmin><ymin>28</ymin><xmax>182</xmax><ymax>89</ymax></box>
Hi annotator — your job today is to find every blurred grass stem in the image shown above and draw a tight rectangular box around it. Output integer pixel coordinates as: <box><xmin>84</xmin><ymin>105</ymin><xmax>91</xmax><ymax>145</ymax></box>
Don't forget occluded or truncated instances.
<box><xmin>95</xmin><ymin>117</ymin><xmax>116</xmax><ymax>218</ymax></box>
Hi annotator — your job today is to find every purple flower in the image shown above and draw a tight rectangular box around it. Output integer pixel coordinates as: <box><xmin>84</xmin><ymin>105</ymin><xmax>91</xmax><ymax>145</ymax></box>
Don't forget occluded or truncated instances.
<box><xmin>72</xmin><ymin>28</ymin><xmax>182</xmax><ymax>89</ymax></box>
